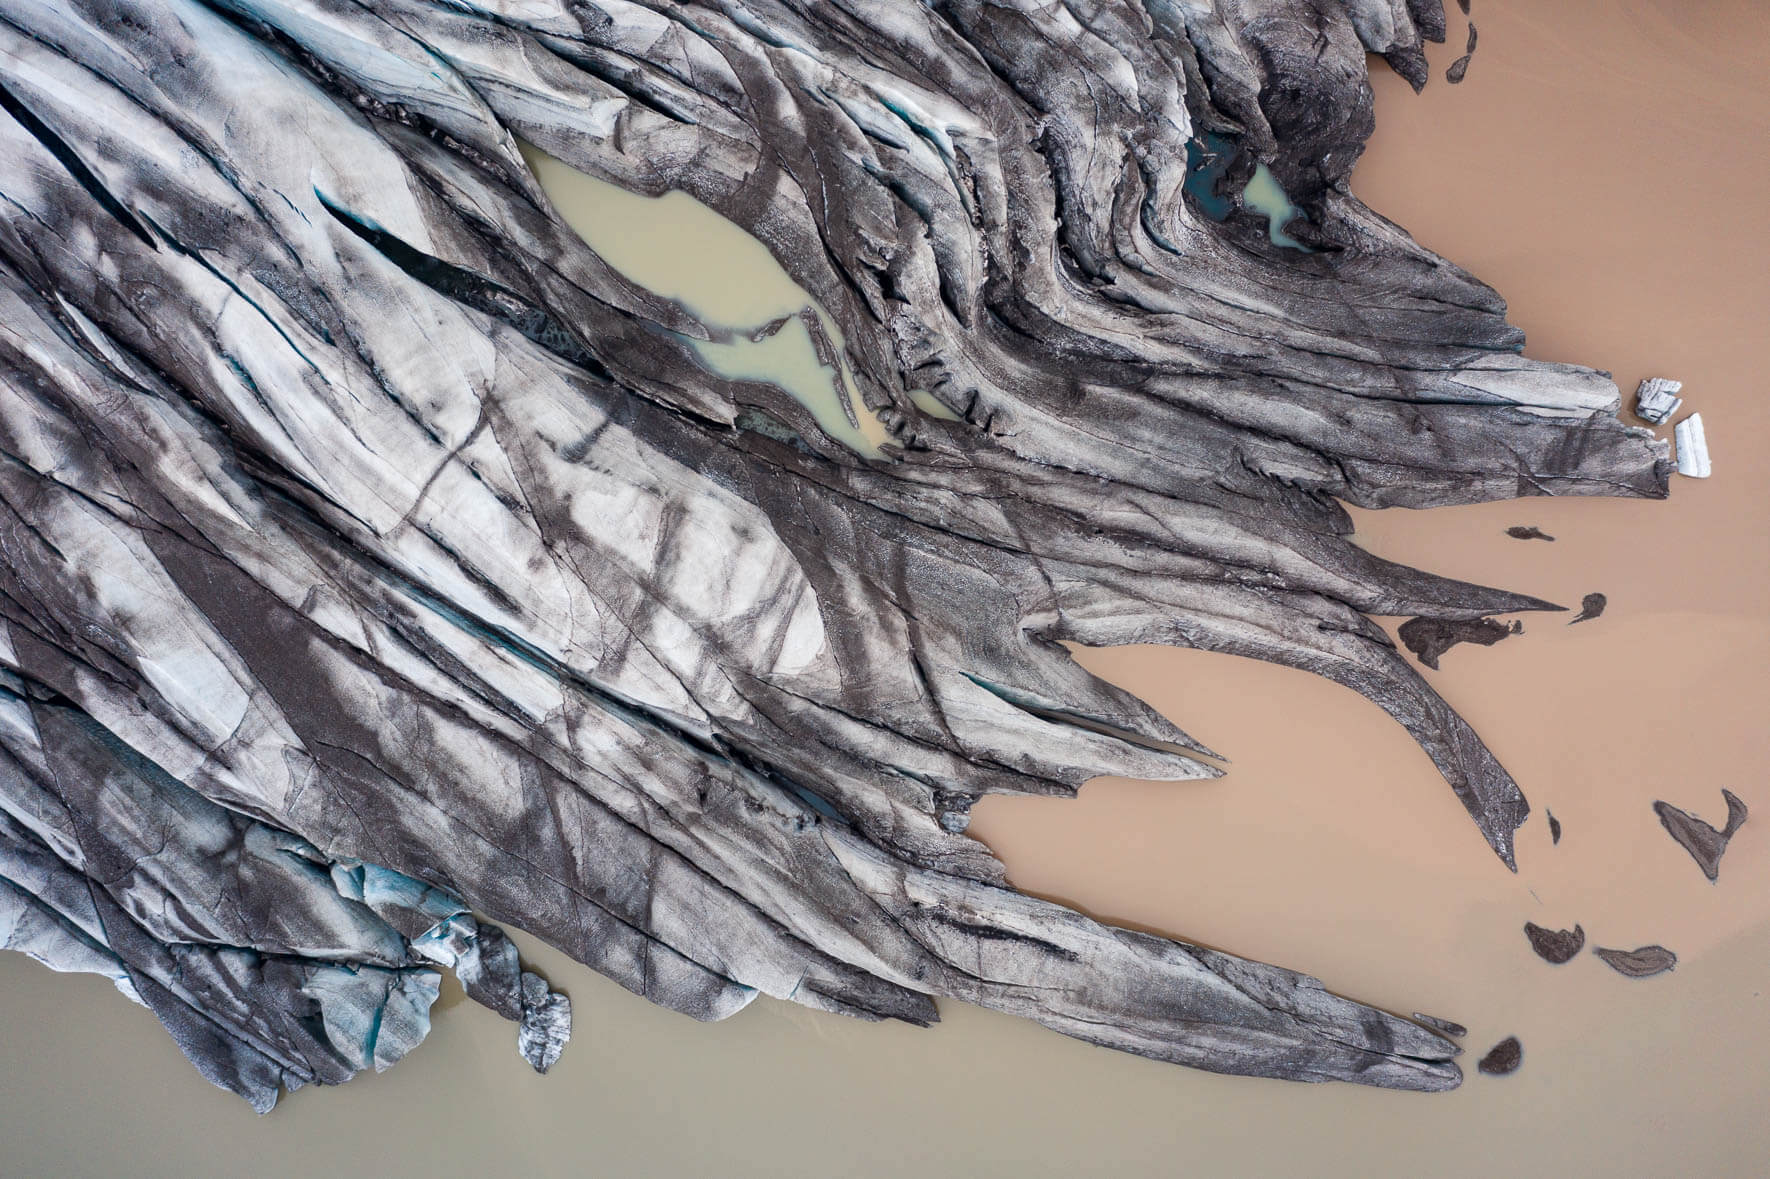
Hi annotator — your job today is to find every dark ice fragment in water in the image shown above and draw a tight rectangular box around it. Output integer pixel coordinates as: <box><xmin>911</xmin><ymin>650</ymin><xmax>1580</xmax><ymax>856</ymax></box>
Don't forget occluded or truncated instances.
<box><xmin>1412</xmin><ymin>1012</ymin><xmax>1468</xmax><ymax>1039</ymax></box>
<box><xmin>749</xmin><ymin>315</ymin><xmax>791</xmax><ymax>342</ymax></box>
<box><xmin>1447</xmin><ymin>21</ymin><xmax>1478</xmax><ymax>82</ymax></box>
<box><xmin>1548</xmin><ymin>810</ymin><xmax>1562</xmax><ymax>845</ymax></box>
<box><xmin>1593</xmin><ymin>945</ymin><xmax>1678</xmax><ymax>978</ymax></box>
<box><xmin>1568</xmin><ymin>593</ymin><xmax>1607</xmax><ymax>624</ymax></box>
<box><xmin>1478</xmin><ymin>1036</ymin><xmax>1522</xmax><ymax>1076</ymax></box>
<box><xmin>1506</xmin><ymin>525</ymin><xmax>1555</xmax><ymax>541</ymax></box>
<box><xmin>1523</xmin><ymin>922</ymin><xmax>1585</xmax><ymax>964</ymax></box>
<box><xmin>1654</xmin><ymin>790</ymin><xmax>1749</xmax><ymax>881</ymax></box>
<box><xmin>1398</xmin><ymin>616</ymin><xmax>1522</xmax><ymax>670</ymax></box>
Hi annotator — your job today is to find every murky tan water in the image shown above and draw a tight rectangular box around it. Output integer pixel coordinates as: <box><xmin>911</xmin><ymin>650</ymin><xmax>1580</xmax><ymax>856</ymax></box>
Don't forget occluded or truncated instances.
<box><xmin>3</xmin><ymin>3</ymin><xmax>1765</xmax><ymax>1175</ymax></box>
<box><xmin>522</xmin><ymin>143</ymin><xmax>891</xmax><ymax>456</ymax></box>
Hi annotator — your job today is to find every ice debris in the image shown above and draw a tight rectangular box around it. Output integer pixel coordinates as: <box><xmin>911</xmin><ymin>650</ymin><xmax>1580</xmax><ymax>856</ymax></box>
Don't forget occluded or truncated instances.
<box><xmin>1634</xmin><ymin>377</ymin><xmax>1683</xmax><ymax>425</ymax></box>
<box><xmin>1674</xmin><ymin>413</ymin><xmax>1710</xmax><ymax>477</ymax></box>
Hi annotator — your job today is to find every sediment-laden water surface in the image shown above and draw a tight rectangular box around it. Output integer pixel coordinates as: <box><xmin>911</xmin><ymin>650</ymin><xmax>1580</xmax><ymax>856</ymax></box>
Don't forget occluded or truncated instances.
<box><xmin>1</xmin><ymin>1</ymin><xmax>1766</xmax><ymax>1175</ymax></box>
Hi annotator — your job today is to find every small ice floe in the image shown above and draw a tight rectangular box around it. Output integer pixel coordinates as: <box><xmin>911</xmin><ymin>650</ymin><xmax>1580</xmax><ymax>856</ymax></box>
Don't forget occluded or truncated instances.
<box><xmin>1568</xmin><ymin>592</ymin><xmax>1607</xmax><ymax>625</ymax></box>
<box><xmin>1593</xmin><ymin>944</ymin><xmax>1678</xmax><ymax>979</ymax></box>
<box><xmin>1674</xmin><ymin>413</ymin><xmax>1711</xmax><ymax>477</ymax></box>
<box><xmin>1412</xmin><ymin>1012</ymin><xmax>1467</xmax><ymax>1038</ymax></box>
<box><xmin>1523</xmin><ymin>922</ymin><xmax>1585</xmax><ymax>965</ymax></box>
<box><xmin>1654</xmin><ymin>789</ymin><xmax>1748</xmax><ymax>882</ymax></box>
<box><xmin>1397</xmin><ymin>615</ymin><xmax>1520</xmax><ymax>670</ymax></box>
<box><xmin>1478</xmin><ymin>1036</ymin><xmax>1523</xmax><ymax>1076</ymax></box>
<box><xmin>1634</xmin><ymin>377</ymin><xmax>1683</xmax><ymax>424</ymax></box>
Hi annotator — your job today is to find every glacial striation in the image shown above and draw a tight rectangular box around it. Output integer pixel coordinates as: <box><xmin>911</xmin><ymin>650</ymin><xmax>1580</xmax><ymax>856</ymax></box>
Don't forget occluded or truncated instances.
<box><xmin>0</xmin><ymin>0</ymin><xmax>1668</xmax><ymax>1104</ymax></box>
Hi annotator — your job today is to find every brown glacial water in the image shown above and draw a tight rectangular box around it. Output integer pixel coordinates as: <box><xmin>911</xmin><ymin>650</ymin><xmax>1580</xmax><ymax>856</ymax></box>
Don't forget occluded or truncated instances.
<box><xmin>2</xmin><ymin>2</ymin><xmax>1765</xmax><ymax>1175</ymax></box>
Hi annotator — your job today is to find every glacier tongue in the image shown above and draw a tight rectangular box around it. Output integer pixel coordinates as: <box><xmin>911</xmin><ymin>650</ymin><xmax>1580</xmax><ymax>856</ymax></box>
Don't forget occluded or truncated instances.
<box><xmin>0</xmin><ymin>0</ymin><xmax>1676</xmax><ymax>1104</ymax></box>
